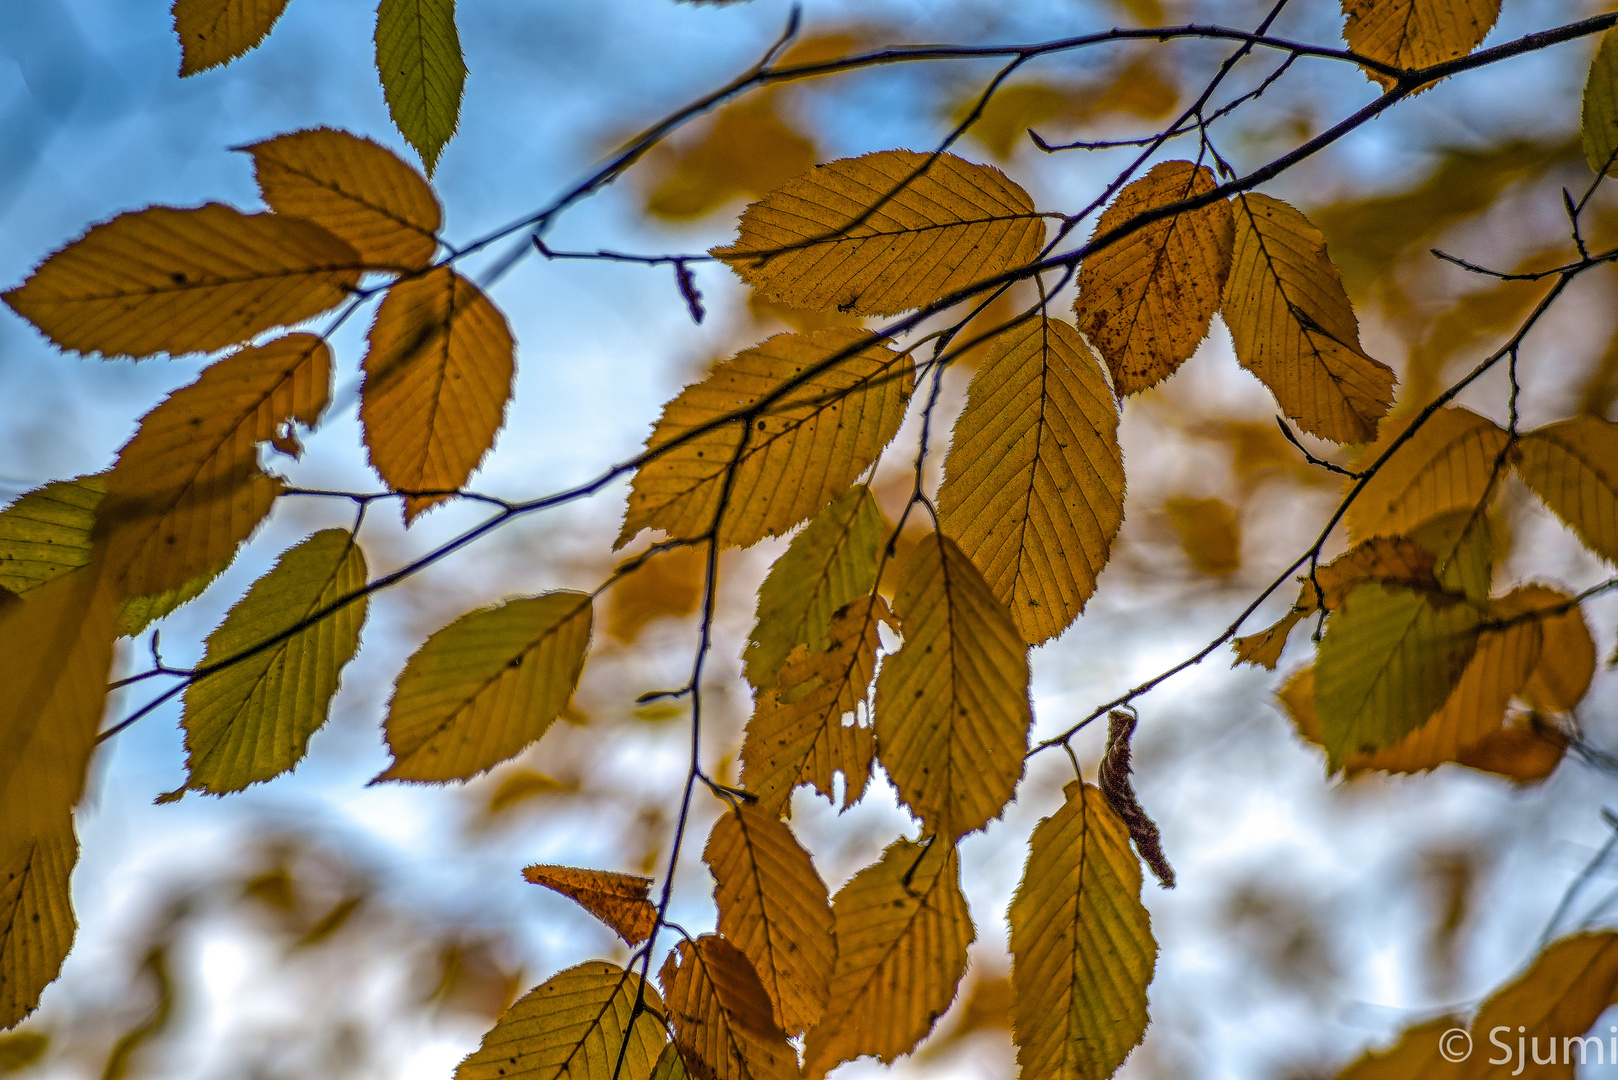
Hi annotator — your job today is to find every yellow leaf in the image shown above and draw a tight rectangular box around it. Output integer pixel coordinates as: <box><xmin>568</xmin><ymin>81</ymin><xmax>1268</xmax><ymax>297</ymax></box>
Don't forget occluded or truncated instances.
<box><xmin>743</xmin><ymin>483</ymin><xmax>882</xmax><ymax>691</ymax></box>
<box><xmin>1345</xmin><ymin>406</ymin><xmax>1511</xmax><ymax>541</ymax></box>
<box><xmin>0</xmin><ymin>566</ymin><xmax>119</xmax><ymax>840</ymax></box>
<box><xmin>172</xmin><ymin>0</ymin><xmax>292</xmax><ymax>76</ymax></box>
<box><xmin>375</xmin><ymin>0</ymin><xmax>465</xmax><ymax>176</ymax></box>
<box><xmin>521</xmin><ymin>864</ymin><xmax>656</xmax><ymax>946</ymax></box>
<box><xmin>0</xmin><ymin>476</ymin><xmax>102</xmax><ymax>596</ymax></box>
<box><xmin>618</xmin><ymin>330</ymin><xmax>913</xmax><ymax>551</ymax></box>
<box><xmin>938</xmin><ymin>317</ymin><xmax>1124</xmax><ymax>645</ymax></box>
<box><xmin>360</xmin><ymin>267</ymin><xmax>515</xmax><ymax>521</ymax></box>
<box><xmin>1409</xmin><ymin>509</ymin><xmax>1493</xmax><ymax>606</ymax></box>
<box><xmin>1074</xmin><ymin>160</ymin><xmax>1233</xmax><ymax>395</ymax></box>
<box><xmin>1585</xmin><ymin>29</ymin><xmax>1618</xmax><ymax>176</ymax></box>
<box><xmin>1516</xmin><ymin>585</ymin><xmax>1595</xmax><ymax>712</ymax></box>
<box><xmin>95</xmin><ymin>334</ymin><xmax>331</xmax><ymax>599</ymax></box>
<box><xmin>2</xmin><ymin>204</ymin><xmax>361</xmax><ymax>359</ymax></box>
<box><xmin>956</xmin><ymin>83</ymin><xmax>1071</xmax><ymax>161</ymax></box>
<box><xmin>1224</xmin><ymin>193</ymin><xmax>1395</xmax><ymax>444</ymax></box>
<box><xmin>1341</xmin><ymin>0</ymin><xmax>1501</xmax><ymax>90</ymax></box>
<box><xmin>1164</xmin><ymin>496</ymin><xmax>1241</xmax><ymax>576</ymax></box>
<box><xmin>739</xmin><ymin>595</ymin><xmax>889</xmax><ymax>816</ymax></box>
<box><xmin>1232</xmin><ymin>609</ymin><xmax>1306</xmax><ymax>669</ymax></box>
<box><xmin>712</xmin><ymin>151</ymin><xmax>1046</xmax><ymax>317</ymax></box>
<box><xmin>1467</xmin><ymin>933</ymin><xmax>1618</xmax><ymax>1076</ymax></box>
<box><xmin>803</xmin><ymin>838</ymin><xmax>973</xmax><ymax>1077</ymax></box>
<box><xmin>644</xmin><ymin>95</ymin><xmax>817</xmax><ymax>221</ymax></box>
<box><xmin>704</xmin><ymin>804</ymin><xmax>835</xmax><ymax>1036</ymax></box>
<box><xmin>1332</xmin><ymin>1016</ymin><xmax>1465</xmax><ymax>1079</ymax></box>
<box><xmin>455</xmin><ymin>961</ymin><xmax>667</xmax><ymax>1080</ymax></box>
<box><xmin>0</xmin><ymin>1030</ymin><xmax>50</xmax><ymax>1071</ymax></box>
<box><xmin>1516</xmin><ymin>416</ymin><xmax>1618</xmax><ymax>564</ymax></box>
<box><xmin>875</xmin><ymin>532</ymin><xmax>1032</xmax><ymax>839</ymax></box>
<box><xmin>1314</xmin><ymin>583</ymin><xmax>1481</xmax><ymax>770</ymax></box>
<box><xmin>378</xmin><ymin>591</ymin><xmax>592</xmax><ymax>782</ymax></box>
<box><xmin>659</xmin><ymin>936</ymin><xmax>797</xmax><ymax>1080</ymax></box>
<box><xmin>180</xmin><ymin>529</ymin><xmax>368</xmax><ymax>794</ymax></box>
<box><xmin>1452</xmin><ymin>717</ymin><xmax>1567</xmax><ymax>784</ymax></box>
<box><xmin>0</xmin><ymin>817</ymin><xmax>77</xmax><ymax>1031</ymax></box>
<box><xmin>1009</xmin><ymin>780</ymin><xmax>1155</xmax><ymax>1080</ymax></box>
<box><xmin>651</xmin><ymin>1042</ymin><xmax>688</xmax><ymax>1080</ymax></box>
<box><xmin>244</xmin><ymin>127</ymin><xmax>442</xmax><ymax>269</ymax></box>
<box><xmin>607</xmin><ymin>545</ymin><xmax>705</xmax><ymax>642</ymax></box>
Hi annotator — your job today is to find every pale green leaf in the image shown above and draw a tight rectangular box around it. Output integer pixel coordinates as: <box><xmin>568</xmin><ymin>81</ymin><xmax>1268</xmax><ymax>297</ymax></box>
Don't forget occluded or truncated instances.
<box><xmin>375</xmin><ymin>0</ymin><xmax>465</xmax><ymax>175</ymax></box>
<box><xmin>1583</xmin><ymin>27</ymin><xmax>1618</xmax><ymax>175</ymax></box>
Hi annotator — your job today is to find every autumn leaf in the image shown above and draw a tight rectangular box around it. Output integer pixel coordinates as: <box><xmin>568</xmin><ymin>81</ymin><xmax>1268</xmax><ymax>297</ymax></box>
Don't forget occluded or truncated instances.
<box><xmin>704</xmin><ymin>804</ymin><xmax>835</xmax><ymax>1035</ymax></box>
<box><xmin>455</xmin><ymin>961</ymin><xmax>667</xmax><ymax>1080</ymax></box>
<box><xmin>1223</xmin><ymin>193</ymin><xmax>1395</xmax><ymax>444</ymax></box>
<box><xmin>1341</xmin><ymin>0</ymin><xmax>1501</xmax><ymax>90</ymax></box>
<box><xmin>0</xmin><ymin>817</ymin><xmax>77</xmax><ymax>1031</ymax></box>
<box><xmin>179</xmin><ymin>529</ymin><xmax>367</xmax><ymax>794</ymax></box>
<box><xmin>660</xmin><ymin>936</ymin><xmax>798</xmax><ymax>1080</ymax></box>
<box><xmin>521</xmin><ymin>864</ymin><xmax>656</xmax><ymax>946</ymax></box>
<box><xmin>644</xmin><ymin>94</ymin><xmax>817</xmax><ymax>221</ymax></box>
<box><xmin>0</xmin><ymin>477</ymin><xmax>103</xmax><ymax>597</ymax></box>
<box><xmin>607</xmin><ymin>545</ymin><xmax>705</xmax><ymax>642</ymax></box>
<box><xmin>377</xmin><ymin>591</ymin><xmax>592</xmax><ymax>782</ymax></box>
<box><xmin>172</xmin><ymin>0</ymin><xmax>293</xmax><ymax>76</ymax></box>
<box><xmin>875</xmin><ymin>532</ymin><xmax>1031</xmax><ymax>839</ymax></box>
<box><xmin>95</xmin><ymin>334</ymin><xmax>331</xmax><ymax>599</ymax></box>
<box><xmin>1165</xmin><ymin>496</ymin><xmax>1241</xmax><ymax>576</ymax></box>
<box><xmin>1074</xmin><ymin>160</ymin><xmax>1234</xmax><ymax>395</ymax></box>
<box><xmin>739</xmin><ymin>595</ymin><xmax>888</xmax><ymax>816</ymax></box>
<box><xmin>1333</xmin><ymin>1016</ymin><xmax>1468</xmax><ymax>1079</ymax></box>
<box><xmin>1410</xmin><ymin>508</ymin><xmax>1494</xmax><ymax>606</ymax></box>
<box><xmin>375</xmin><ymin>0</ymin><xmax>466</xmax><ymax>175</ymax></box>
<box><xmin>1009</xmin><ymin>780</ymin><xmax>1155</xmax><ymax>1080</ymax></box>
<box><xmin>1515</xmin><ymin>415</ymin><xmax>1618</xmax><ymax>564</ymax></box>
<box><xmin>618</xmin><ymin>330</ymin><xmax>912</xmax><ymax>551</ymax></box>
<box><xmin>1517</xmin><ymin>585</ymin><xmax>1595</xmax><ymax>713</ymax></box>
<box><xmin>1583</xmin><ymin>28</ymin><xmax>1618</xmax><ymax>176</ymax></box>
<box><xmin>743</xmin><ymin>483</ymin><xmax>882</xmax><ymax>690</ymax></box>
<box><xmin>937</xmin><ymin>317</ymin><xmax>1125</xmax><ymax>645</ymax></box>
<box><xmin>712</xmin><ymin>151</ymin><xmax>1046</xmax><ymax>317</ymax></box>
<box><xmin>1313</xmin><ymin>582</ymin><xmax>1482</xmax><ymax>769</ymax></box>
<box><xmin>1466</xmin><ymin>932</ymin><xmax>1618</xmax><ymax>1076</ymax></box>
<box><xmin>360</xmin><ymin>266</ymin><xmax>515</xmax><ymax>521</ymax></box>
<box><xmin>2</xmin><ymin>204</ymin><xmax>361</xmax><ymax>359</ymax></box>
<box><xmin>244</xmin><ymin>127</ymin><xmax>442</xmax><ymax>269</ymax></box>
<box><xmin>1345</xmin><ymin>406</ymin><xmax>1511</xmax><ymax>541</ymax></box>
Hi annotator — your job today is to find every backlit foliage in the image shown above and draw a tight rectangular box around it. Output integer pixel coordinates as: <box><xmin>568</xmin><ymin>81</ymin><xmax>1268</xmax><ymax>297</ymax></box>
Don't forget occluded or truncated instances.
<box><xmin>6</xmin><ymin>2</ymin><xmax>1618</xmax><ymax>1078</ymax></box>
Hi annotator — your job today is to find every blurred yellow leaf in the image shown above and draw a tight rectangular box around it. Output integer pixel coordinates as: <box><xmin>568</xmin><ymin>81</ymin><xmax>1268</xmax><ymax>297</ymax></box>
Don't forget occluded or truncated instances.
<box><xmin>1224</xmin><ymin>193</ymin><xmax>1396</xmax><ymax>444</ymax></box>
<box><xmin>645</xmin><ymin>96</ymin><xmax>817</xmax><ymax>221</ymax></box>
<box><xmin>244</xmin><ymin>126</ymin><xmax>441</xmax><ymax>268</ymax></box>
<box><xmin>1516</xmin><ymin>416</ymin><xmax>1618</xmax><ymax>564</ymax></box>
<box><xmin>804</xmin><ymin>839</ymin><xmax>973</xmax><ymax>1078</ymax></box>
<box><xmin>1467</xmin><ymin>932</ymin><xmax>1618</xmax><ymax>1077</ymax></box>
<box><xmin>1452</xmin><ymin>717</ymin><xmax>1567</xmax><ymax>784</ymax></box>
<box><xmin>172</xmin><ymin>0</ymin><xmax>292</xmax><ymax>75</ymax></box>
<box><xmin>1341</xmin><ymin>0</ymin><xmax>1500</xmax><ymax>90</ymax></box>
<box><xmin>0</xmin><ymin>1030</ymin><xmax>49</xmax><ymax>1072</ymax></box>
<box><xmin>0</xmin><ymin>818</ymin><xmax>76</xmax><ymax>1032</ymax></box>
<box><xmin>1517</xmin><ymin>585</ymin><xmax>1595</xmax><ymax>713</ymax></box>
<box><xmin>1009</xmin><ymin>780</ymin><xmax>1155</xmax><ymax>1080</ymax></box>
<box><xmin>455</xmin><ymin>961</ymin><xmax>667</xmax><ymax>1080</ymax></box>
<box><xmin>1345</xmin><ymin>406</ymin><xmax>1510</xmax><ymax>541</ymax></box>
<box><xmin>618</xmin><ymin>330</ymin><xmax>912</xmax><ymax>551</ymax></box>
<box><xmin>712</xmin><ymin>151</ymin><xmax>1045</xmax><ymax>317</ymax></box>
<box><xmin>958</xmin><ymin>83</ymin><xmax>1071</xmax><ymax>160</ymax></box>
<box><xmin>375</xmin><ymin>0</ymin><xmax>465</xmax><ymax>175</ymax></box>
<box><xmin>96</xmin><ymin>334</ymin><xmax>331</xmax><ymax>599</ymax></box>
<box><xmin>360</xmin><ymin>267</ymin><xmax>515</xmax><ymax>521</ymax></box>
<box><xmin>2</xmin><ymin>205</ymin><xmax>360</xmax><ymax>359</ymax></box>
<box><xmin>704</xmin><ymin>804</ymin><xmax>834</xmax><ymax>1035</ymax></box>
<box><xmin>521</xmin><ymin>864</ymin><xmax>656</xmax><ymax>946</ymax></box>
<box><xmin>875</xmin><ymin>532</ymin><xmax>1032</xmax><ymax>840</ymax></box>
<box><xmin>1075</xmin><ymin>160</ymin><xmax>1233</xmax><ymax>395</ymax></box>
<box><xmin>739</xmin><ymin>595</ymin><xmax>888</xmax><ymax>816</ymax></box>
<box><xmin>378</xmin><ymin>591</ymin><xmax>592</xmax><ymax>782</ymax></box>
<box><xmin>180</xmin><ymin>529</ymin><xmax>368</xmax><ymax>794</ymax></box>
<box><xmin>938</xmin><ymin>317</ymin><xmax>1125</xmax><ymax>644</ymax></box>
<box><xmin>1164</xmin><ymin>496</ymin><xmax>1241</xmax><ymax>576</ymax></box>
<box><xmin>608</xmin><ymin>545</ymin><xmax>705</xmax><ymax>642</ymax></box>
<box><xmin>743</xmin><ymin>483</ymin><xmax>882</xmax><ymax>690</ymax></box>
<box><xmin>484</xmin><ymin>768</ymin><xmax>576</xmax><ymax>816</ymax></box>
<box><xmin>660</xmin><ymin>936</ymin><xmax>797</xmax><ymax>1080</ymax></box>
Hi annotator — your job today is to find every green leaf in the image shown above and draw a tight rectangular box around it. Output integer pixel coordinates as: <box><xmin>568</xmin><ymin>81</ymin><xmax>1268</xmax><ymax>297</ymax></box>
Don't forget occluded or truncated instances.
<box><xmin>1314</xmin><ymin>582</ymin><xmax>1482</xmax><ymax>770</ymax></box>
<box><xmin>1409</xmin><ymin>509</ymin><xmax>1493</xmax><ymax>606</ymax></box>
<box><xmin>179</xmin><ymin>529</ymin><xmax>368</xmax><ymax>794</ymax></box>
<box><xmin>743</xmin><ymin>484</ymin><xmax>882</xmax><ymax>691</ymax></box>
<box><xmin>0</xmin><ymin>477</ymin><xmax>102</xmax><ymax>596</ymax></box>
<box><xmin>378</xmin><ymin>591</ymin><xmax>592</xmax><ymax>782</ymax></box>
<box><xmin>375</xmin><ymin>0</ymin><xmax>465</xmax><ymax>176</ymax></box>
<box><xmin>1583</xmin><ymin>27</ymin><xmax>1618</xmax><ymax>176</ymax></box>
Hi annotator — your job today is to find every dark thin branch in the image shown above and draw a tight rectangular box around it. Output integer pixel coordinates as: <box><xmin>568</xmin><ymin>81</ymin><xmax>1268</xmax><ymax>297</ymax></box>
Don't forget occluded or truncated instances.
<box><xmin>1275</xmin><ymin>416</ymin><xmax>1363</xmax><ymax>478</ymax></box>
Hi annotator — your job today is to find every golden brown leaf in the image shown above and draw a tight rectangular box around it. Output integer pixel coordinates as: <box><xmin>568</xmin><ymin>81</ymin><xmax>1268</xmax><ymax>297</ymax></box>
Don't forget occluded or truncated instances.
<box><xmin>0</xmin><ymin>816</ymin><xmax>77</xmax><ymax>1031</ymax></box>
<box><xmin>244</xmin><ymin>127</ymin><xmax>441</xmax><ymax>269</ymax></box>
<box><xmin>1341</xmin><ymin>0</ymin><xmax>1501</xmax><ymax>90</ymax></box>
<box><xmin>803</xmin><ymin>839</ymin><xmax>973</xmax><ymax>1078</ymax></box>
<box><xmin>521</xmin><ymin>864</ymin><xmax>657</xmax><ymax>946</ymax></box>
<box><xmin>1164</xmin><ymin>496</ymin><xmax>1241</xmax><ymax>576</ymax></box>
<box><xmin>874</xmin><ymin>532</ymin><xmax>1032</xmax><ymax>840</ymax></box>
<box><xmin>1516</xmin><ymin>416</ymin><xmax>1618</xmax><ymax>565</ymax></box>
<box><xmin>1467</xmin><ymin>932</ymin><xmax>1618</xmax><ymax>1076</ymax></box>
<box><xmin>712</xmin><ymin>151</ymin><xmax>1045</xmax><ymax>317</ymax></box>
<box><xmin>618</xmin><ymin>330</ymin><xmax>912</xmax><ymax>551</ymax></box>
<box><xmin>1345</xmin><ymin>406</ymin><xmax>1511</xmax><ymax>541</ymax></box>
<box><xmin>95</xmin><ymin>334</ymin><xmax>331</xmax><ymax>599</ymax></box>
<box><xmin>1009</xmin><ymin>781</ymin><xmax>1156</xmax><ymax>1080</ymax></box>
<box><xmin>2</xmin><ymin>204</ymin><xmax>360</xmax><ymax>359</ymax></box>
<box><xmin>644</xmin><ymin>94</ymin><xmax>817</xmax><ymax>221</ymax></box>
<box><xmin>739</xmin><ymin>595</ymin><xmax>889</xmax><ymax>816</ymax></box>
<box><xmin>660</xmin><ymin>936</ymin><xmax>798</xmax><ymax>1080</ymax></box>
<box><xmin>607</xmin><ymin>545</ymin><xmax>705</xmax><ymax>642</ymax></box>
<box><xmin>937</xmin><ymin>317</ymin><xmax>1125</xmax><ymax>645</ymax></box>
<box><xmin>1516</xmin><ymin>586</ymin><xmax>1595</xmax><ymax>713</ymax></box>
<box><xmin>1452</xmin><ymin>717</ymin><xmax>1567</xmax><ymax>784</ymax></box>
<box><xmin>360</xmin><ymin>267</ymin><xmax>515</xmax><ymax>521</ymax></box>
<box><xmin>172</xmin><ymin>0</ymin><xmax>292</xmax><ymax>76</ymax></box>
<box><xmin>1224</xmin><ymin>193</ymin><xmax>1395</xmax><ymax>444</ymax></box>
<box><xmin>1332</xmin><ymin>1016</ymin><xmax>1466</xmax><ymax>1079</ymax></box>
<box><xmin>1074</xmin><ymin>160</ymin><xmax>1234</xmax><ymax>395</ymax></box>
